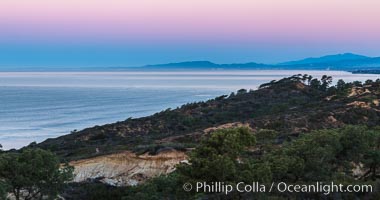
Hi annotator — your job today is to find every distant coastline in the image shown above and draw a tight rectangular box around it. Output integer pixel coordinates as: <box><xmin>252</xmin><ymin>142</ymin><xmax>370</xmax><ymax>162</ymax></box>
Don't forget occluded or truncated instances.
<box><xmin>351</xmin><ymin>69</ymin><xmax>380</xmax><ymax>74</ymax></box>
<box><xmin>1</xmin><ymin>53</ymin><xmax>380</xmax><ymax>73</ymax></box>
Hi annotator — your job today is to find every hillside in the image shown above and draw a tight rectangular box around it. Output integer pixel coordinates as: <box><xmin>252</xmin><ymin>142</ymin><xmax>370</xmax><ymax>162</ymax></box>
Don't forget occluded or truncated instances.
<box><xmin>18</xmin><ymin>74</ymin><xmax>380</xmax><ymax>199</ymax></box>
<box><xmin>37</xmin><ymin>75</ymin><xmax>380</xmax><ymax>161</ymax></box>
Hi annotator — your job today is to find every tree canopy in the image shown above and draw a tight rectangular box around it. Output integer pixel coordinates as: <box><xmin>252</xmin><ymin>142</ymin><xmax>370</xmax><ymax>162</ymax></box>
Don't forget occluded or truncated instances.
<box><xmin>0</xmin><ymin>148</ymin><xmax>73</xmax><ymax>200</ymax></box>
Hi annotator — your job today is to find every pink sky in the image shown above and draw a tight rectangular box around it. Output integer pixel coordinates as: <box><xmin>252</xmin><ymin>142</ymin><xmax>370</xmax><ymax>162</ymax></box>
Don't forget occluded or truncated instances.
<box><xmin>0</xmin><ymin>0</ymin><xmax>380</xmax><ymax>65</ymax></box>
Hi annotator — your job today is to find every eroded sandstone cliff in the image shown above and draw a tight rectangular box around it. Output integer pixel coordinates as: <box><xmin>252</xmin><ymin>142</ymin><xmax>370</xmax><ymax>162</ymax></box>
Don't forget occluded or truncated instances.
<box><xmin>69</xmin><ymin>149</ymin><xmax>188</xmax><ymax>186</ymax></box>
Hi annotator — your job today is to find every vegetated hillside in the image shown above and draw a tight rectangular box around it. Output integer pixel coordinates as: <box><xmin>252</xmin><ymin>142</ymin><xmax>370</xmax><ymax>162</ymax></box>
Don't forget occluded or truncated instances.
<box><xmin>36</xmin><ymin>75</ymin><xmax>380</xmax><ymax>161</ymax></box>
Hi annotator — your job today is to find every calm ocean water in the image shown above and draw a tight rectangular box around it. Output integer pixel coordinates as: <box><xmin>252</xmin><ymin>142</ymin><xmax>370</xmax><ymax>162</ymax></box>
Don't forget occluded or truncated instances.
<box><xmin>0</xmin><ymin>70</ymin><xmax>378</xmax><ymax>149</ymax></box>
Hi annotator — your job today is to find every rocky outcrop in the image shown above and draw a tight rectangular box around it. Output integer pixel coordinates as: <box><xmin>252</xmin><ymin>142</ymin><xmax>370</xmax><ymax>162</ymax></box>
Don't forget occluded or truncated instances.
<box><xmin>69</xmin><ymin>150</ymin><xmax>188</xmax><ymax>186</ymax></box>
<box><xmin>204</xmin><ymin>122</ymin><xmax>252</xmax><ymax>134</ymax></box>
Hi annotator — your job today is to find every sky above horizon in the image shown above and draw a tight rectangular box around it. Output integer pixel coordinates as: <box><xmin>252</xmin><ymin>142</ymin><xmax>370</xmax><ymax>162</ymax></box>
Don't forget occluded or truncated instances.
<box><xmin>1</xmin><ymin>0</ymin><xmax>380</xmax><ymax>68</ymax></box>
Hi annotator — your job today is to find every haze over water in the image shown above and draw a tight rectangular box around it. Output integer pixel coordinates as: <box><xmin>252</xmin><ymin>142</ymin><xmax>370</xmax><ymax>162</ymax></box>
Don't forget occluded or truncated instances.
<box><xmin>0</xmin><ymin>70</ymin><xmax>378</xmax><ymax>149</ymax></box>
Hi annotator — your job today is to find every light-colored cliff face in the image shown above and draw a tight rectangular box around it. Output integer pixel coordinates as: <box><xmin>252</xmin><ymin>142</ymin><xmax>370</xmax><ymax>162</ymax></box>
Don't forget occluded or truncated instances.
<box><xmin>69</xmin><ymin>150</ymin><xmax>188</xmax><ymax>186</ymax></box>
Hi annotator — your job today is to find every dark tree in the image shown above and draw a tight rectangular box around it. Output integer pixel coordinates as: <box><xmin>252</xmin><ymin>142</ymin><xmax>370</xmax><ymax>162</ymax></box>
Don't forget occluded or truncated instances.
<box><xmin>0</xmin><ymin>148</ymin><xmax>74</xmax><ymax>200</ymax></box>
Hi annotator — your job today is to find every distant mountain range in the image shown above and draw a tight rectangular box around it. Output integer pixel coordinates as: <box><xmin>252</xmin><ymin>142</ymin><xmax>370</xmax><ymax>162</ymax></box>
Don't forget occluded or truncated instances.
<box><xmin>278</xmin><ymin>53</ymin><xmax>370</xmax><ymax>65</ymax></box>
<box><xmin>142</xmin><ymin>53</ymin><xmax>380</xmax><ymax>71</ymax></box>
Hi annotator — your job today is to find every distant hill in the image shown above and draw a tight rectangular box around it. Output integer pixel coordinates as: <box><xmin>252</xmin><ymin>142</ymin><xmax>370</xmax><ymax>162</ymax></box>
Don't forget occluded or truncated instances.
<box><xmin>279</xmin><ymin>53</ymin><xmax>369</xmax><ymax>65</ymax></box>
<box><xmin>145</xmin><ymin>61</ymin><xmax>218</xmax><ymax>69</ymax></box>
<box><xmin>142</xmin><ymin>53</ymin><xmax>380</xmax><ymax>71</ymax></box>
<box><xmin>351</xmin><ymin>69</ymin><xmax>380</xmax><ymax>74</ymax></box>
<box><xmin>279</xmin><ymin>56</ymin><xmax>380</xmax><ymax>71</ymax></box>
<box><xmin>143</xmin><ymin>61</ymin><xmax>271</xmax><ymax>70</ymax></box>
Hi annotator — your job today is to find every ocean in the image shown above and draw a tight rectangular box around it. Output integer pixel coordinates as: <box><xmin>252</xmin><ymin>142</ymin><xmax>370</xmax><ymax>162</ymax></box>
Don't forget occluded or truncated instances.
<box><xmin>0</xmin><ymin>70</ymin><xmax>378</xmax><ymax>149</ymax></box>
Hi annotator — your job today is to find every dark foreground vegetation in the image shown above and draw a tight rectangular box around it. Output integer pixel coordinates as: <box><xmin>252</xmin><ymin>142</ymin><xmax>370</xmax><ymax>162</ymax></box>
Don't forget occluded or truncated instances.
<box><xmin>1</xmin><ymin>74</ymin><xmax>380</xmax><ymax>199</ymax></box>
<box><xmin>61</xmin><ymin>126</ymin><xmax>380</xmax><ymax>199</ymax></box>
<box><xmin>127</xmin><ymin>126</ymin><xmax>380</xmax><ymax>199</ymax></box>
<box><xmin>0</xmin><ymin>148</ymin><xmax>73</xmax><ymax>200</ymax></box>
